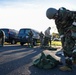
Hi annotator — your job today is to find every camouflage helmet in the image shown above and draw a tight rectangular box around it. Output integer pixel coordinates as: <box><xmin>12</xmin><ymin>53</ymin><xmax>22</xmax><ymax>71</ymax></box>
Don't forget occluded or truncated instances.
<box><xmin>46</xmin><ymin>8</ymin><xmax>57</xmax><ymax>19</ymax></box>
<box><xmin>59</xmin><ymin>7</ymin><xmax>66</xmax><ymax>11</ymax></box>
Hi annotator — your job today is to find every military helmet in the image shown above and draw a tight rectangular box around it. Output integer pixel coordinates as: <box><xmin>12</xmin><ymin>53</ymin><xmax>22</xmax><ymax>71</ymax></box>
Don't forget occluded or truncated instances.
<box><xmin>59</xmin><ymin>7</ymin><xmax>66</xmax><ymax>11</ymax></box>
<box><xmin>46</xmin><ymin>8</ymin><xmax>57</xmax><ymax>19</ymax></box>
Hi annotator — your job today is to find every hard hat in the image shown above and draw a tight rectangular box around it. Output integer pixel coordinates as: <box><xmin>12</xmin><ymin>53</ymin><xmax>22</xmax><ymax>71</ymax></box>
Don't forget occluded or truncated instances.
<box><xmin>46</xmin><ymin>8</ymin><xmax>57</xmax><ymax>19</ymax></box>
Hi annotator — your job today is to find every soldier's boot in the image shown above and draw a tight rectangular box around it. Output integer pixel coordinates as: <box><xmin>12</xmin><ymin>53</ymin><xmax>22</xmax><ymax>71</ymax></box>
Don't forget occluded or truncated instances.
<box><xmin>59</xmin><ymin>57</ymin><xmax>72</xmax><ymax>71</ymax></box>
<box><xmin>59</xmin><ymin>66</ymin><xmax>72</xmax><ymax>71</ymax></box>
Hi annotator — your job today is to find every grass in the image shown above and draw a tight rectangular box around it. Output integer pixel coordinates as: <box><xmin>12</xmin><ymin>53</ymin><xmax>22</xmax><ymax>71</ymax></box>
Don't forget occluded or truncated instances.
<box><xmin>4</xmin><ymin>41</ymin><xmax>62</xmax><ymax>46</ymax></box>
<box><xmin>51</xmin><ymin>41</ymin><xmax>62</xmax><ymax>46</ymax></box>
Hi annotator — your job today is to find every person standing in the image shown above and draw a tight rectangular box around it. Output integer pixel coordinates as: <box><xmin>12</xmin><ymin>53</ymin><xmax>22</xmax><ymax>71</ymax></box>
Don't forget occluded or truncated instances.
<box><xmin>44</xmin><ymin>27</ymin><xmax>51</xmax><ymax>46</ymax></box>
<box><xmin>39</xmin><ymin>31</ymin><xmax>44</xmax><ymax>47</ymax></box>
<box><xmin>28</xmin><ymin>30</ymin><xmax>33</xmax><ymax>47</ymax></box>
<box><xmin>46</xmin><ymin>7</ymin><xmax>76</xmax><ymax>71</ymax></box>
<box><xmin>0</xmin><ymin>29</ymin><xmax>5</xmax><ymax>46</ymax></box>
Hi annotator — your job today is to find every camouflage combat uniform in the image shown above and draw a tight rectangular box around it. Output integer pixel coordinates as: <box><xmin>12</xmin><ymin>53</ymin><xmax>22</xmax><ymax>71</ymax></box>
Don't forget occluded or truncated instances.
<box><xmin>55</xmin><ymin>8</ymin><xmax>76</xmax><ymax>69</ymax></box>
<box><xmin>39</xmin><ymin>31</ymin><xmax>44</xmax><ymax>46</ymax></box>
<box><xmin>44</xmin><ymin>27</ymin><xmax>51</xmax><ymax>46</ymax></box>
<box><xmin>28</xmin><ymin>30</ymin><xmax>33</xmax><ymax>47</ymax></box>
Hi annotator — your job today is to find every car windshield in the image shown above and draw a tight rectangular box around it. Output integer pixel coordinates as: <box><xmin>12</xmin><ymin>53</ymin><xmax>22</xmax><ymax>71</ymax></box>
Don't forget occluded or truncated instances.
<box><xmin>2</xmin><ymin>29</ymin><xmax>8</xmax><ymax>33</ymax></box>
<box><xmin>19</xmin><ymin>29</ymin><xmax>25</xmax><ymax>34</ymax></box>
<box><xmin>1</xmin><ymin>29</ymin><xmax>9</xmax><ymax>36</ymax></box>
<box><xmin>25</xmin><ymin>29</ymin><xmax>30</xmax><ymax>35</ymax></box>
<box><xmin>19</xmin><ymin>29</ymin><xmax>30</xmax><ymax>35</ymax></box>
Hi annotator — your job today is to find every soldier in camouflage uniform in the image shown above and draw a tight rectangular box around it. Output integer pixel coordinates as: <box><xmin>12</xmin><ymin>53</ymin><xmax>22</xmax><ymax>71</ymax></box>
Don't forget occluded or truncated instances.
<box><xmin>0</xmin><ymin>29</ymin><xmax>5</xmax><ymax>46</ymax></box>
<box><xmin>44</xmin><ymin>27</ymin><xmax>51</xmax><ymax>46</ymax></box>
<box><xmin>39</xmin><ymin>31</ymin><xmax>44</xmax><ymax>47</ymax></box>
<box><xmin>28</xmin><ymin>30</ymin><xmax>33</xmax><ymax>47</ymax></box>
<box><xmin>46</xmin><ymin>7</ymin><xmax>76</xmax><ymax>71</ymax></box>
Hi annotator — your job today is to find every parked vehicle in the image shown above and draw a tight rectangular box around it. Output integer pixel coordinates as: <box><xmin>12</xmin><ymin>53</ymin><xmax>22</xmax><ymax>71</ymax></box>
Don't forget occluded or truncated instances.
<box><xmin>0</xmin><ymin>28</ymin><xmax>18</xmax><ymax>44</ymax></box>
<box><xmin>18</xmin><ymin>28</ymin><xmax>40</xmax><ymax>46</ymax></box>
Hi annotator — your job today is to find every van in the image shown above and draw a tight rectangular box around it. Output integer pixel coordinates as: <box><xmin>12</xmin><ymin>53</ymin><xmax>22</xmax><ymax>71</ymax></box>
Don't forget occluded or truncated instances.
<box><xmin>18</xmin><ymin>28</ymin><xmax>40</xmax><ymax>46</ymax></box>
<box><xmin>0</xmin><ymin>28</ymin><xmax>18</xmax><ymax>44</ymax></box>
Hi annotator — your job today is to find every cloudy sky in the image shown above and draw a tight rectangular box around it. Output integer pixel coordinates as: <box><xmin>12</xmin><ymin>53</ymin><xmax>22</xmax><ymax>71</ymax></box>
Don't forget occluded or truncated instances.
<box><xmin>0</xmin><ymin>0</ymin><xmax>76</xmax><ymax>33</ymax></box>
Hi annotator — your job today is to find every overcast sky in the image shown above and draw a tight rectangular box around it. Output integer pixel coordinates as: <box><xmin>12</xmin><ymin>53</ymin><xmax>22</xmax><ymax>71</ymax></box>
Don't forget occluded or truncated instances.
<box><xmin>0</xmin><ymin>0</ymin><xmax>76</xmax><ymax>33</ymax></box>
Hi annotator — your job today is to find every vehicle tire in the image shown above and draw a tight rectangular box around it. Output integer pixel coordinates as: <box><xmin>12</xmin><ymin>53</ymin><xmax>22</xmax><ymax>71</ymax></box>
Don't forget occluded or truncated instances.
<box><xmin>20</xmin><ymin>42</ymin><xmax>24</xmax><ymax>46</ymax></box>
<box><xmin>11</xmin><ymin>39</ymin><xmax>16</xmax><ymax>44</ymax></box>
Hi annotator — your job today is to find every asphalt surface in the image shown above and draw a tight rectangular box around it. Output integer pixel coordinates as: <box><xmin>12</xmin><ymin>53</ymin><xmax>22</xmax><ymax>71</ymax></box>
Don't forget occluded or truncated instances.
<box><xmin>0</xmin><ymin>44</ymin><xmax>76</xmax><ymax>75</ymax></box>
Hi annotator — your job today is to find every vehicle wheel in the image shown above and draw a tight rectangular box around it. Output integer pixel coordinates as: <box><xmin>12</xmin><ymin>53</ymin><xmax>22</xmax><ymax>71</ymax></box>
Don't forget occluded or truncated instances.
<box><xmin>20</xmin><ymin>42</ymin><xmax>24</xmax><ymax>46</ymax></box>
<box><xmin>11</xmin><ymin>39</ymin><xmax>16</xmax><ymax>44</ymax></box>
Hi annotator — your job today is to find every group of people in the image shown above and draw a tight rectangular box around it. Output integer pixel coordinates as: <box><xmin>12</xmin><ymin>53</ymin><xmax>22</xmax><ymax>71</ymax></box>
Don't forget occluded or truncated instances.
<box><xmin>0</xmin><ymin>28</ymin><xmax>51</xmax><ymax>48</ymax></box>
<box><xmin>46</xmin><ymin>7</ymin><xmax>76</xmax><ymax>71</ymax></box>
<box><xmin>28</xmin><ymin>27</ymin><xmax>52</xmax><ymax>48</ymax></box>
<box><xmin>1</xmin><ymin>6</ymin><xmax>76</xmax><ymax>71</ymax></box>
<box><xmin>39</xmin><ymin>27</ymin><xmax>51</xmax><ymax>47</ymax></box>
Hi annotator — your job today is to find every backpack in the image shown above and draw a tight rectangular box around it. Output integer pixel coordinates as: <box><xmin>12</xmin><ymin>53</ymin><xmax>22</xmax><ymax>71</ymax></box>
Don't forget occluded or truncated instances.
<box><xmin>33</xmin><ymin>52</ymin><xmax>61</xmax><ymax>69</ymax></box>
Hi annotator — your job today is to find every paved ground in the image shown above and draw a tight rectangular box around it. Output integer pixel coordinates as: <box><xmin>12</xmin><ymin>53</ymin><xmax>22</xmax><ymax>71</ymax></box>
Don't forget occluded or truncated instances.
<box><xmin>0</xmin><ymin>45</ymin><xmax>76</xmax><ymax>75</ymax></box>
